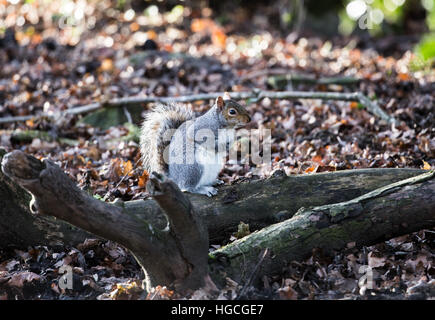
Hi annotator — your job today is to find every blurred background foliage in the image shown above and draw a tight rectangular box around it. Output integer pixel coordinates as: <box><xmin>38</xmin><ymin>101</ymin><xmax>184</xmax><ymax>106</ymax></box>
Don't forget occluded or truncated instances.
<box><xmin>0</xmin><ymin>0</ymin><xmax>434</xmax><ymax>67</ymax></box>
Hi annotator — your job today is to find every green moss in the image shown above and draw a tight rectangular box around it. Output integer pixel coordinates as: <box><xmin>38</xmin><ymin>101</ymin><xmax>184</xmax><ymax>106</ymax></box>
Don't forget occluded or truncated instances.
<box><xmin>78</xmin><ymin>106</ymin><xmax>143</xmax><ymax>130</ymax></box>
<box><xmin>93</xmin><ymin>194</ymin><xmax>104</xmax><ymax>201</ymax></box>
<box><xmin>11</xmin><ymin>130</ymin><xmax>52</xmax><ymax>143</ymax></box>
<box><xmin>235</xmin><ymin>221</ymin><xmax>250</xmax><ymax>239</ymax></box>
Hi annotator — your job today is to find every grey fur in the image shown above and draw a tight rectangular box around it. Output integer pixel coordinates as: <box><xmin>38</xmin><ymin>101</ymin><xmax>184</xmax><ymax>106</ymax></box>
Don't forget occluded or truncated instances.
<box><xmin>168</xmin><ymin>105</ymin><xmax>228</xmax><ymax>196</ymax></box>
<box><xmin>140</xmin><ymin>99</ymin><xmax>249</xmax><ymax>197</ymax></box>
<box><xmin>140</xmin><ymin>102</ymin><xmax>194</xmax><ymax>175</ymax></box>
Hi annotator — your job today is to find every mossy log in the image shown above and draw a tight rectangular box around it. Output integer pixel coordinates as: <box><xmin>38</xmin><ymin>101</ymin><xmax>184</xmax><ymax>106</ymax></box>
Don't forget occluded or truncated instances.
<box><xmin>212</xmin><ymin>170</ymin><xmax>435</xmax><ymax>285</ymax></box>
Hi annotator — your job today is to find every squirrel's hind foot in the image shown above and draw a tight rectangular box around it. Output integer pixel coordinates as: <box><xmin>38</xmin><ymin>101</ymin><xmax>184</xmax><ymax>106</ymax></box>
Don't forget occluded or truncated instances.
<box><xmin>213</xmin><ymin>179</ymin><xmax>225</xmax><ymax>186</ymax></box>
<box><xmin>194</xmin><ymin>186</ymin><xmax>218</xmax><ymax>197</ymax></box>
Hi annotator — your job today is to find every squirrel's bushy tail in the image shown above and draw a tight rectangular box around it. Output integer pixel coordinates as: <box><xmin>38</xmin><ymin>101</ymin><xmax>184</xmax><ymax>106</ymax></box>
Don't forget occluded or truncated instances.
<box><xmin>140</xmin><ymin>103</ymin><xmax>194</xmax><ymax>175</ymax></box>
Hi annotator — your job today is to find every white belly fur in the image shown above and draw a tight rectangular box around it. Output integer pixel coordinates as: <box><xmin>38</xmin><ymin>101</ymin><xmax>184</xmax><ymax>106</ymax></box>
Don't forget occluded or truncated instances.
<box><xmin>196</xmin><ymin>148</ymin><xmax>225</xmax><ymax>187</ymax></box>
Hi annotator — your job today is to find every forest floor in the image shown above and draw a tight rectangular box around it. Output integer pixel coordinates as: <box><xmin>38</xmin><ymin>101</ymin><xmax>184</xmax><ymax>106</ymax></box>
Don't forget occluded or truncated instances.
<box><xmin>0</xmin><ymin>2</ymin><xmax>434</xmax><ymax>300</ymax></box>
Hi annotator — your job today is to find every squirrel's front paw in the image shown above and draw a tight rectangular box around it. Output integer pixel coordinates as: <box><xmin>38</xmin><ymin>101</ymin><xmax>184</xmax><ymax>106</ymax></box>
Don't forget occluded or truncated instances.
<box><xmin>196</xmin><ymin>186</ymin><xmax>218</xmax><ymax>197</ymax></box>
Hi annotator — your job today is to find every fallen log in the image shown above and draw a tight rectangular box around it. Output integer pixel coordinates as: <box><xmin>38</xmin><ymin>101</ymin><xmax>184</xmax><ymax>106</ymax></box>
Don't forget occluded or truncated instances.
<box><xmin>212</xmin><ymin>170</ymin><xmax>435</xmax><ymax>285</ymax></box>
<box><xmin>119</xmin><ymin>167</ymin><xmax>426</xmax><ymax>242</ymax></box>
<box><xmin>2</xmin><ymin>150</ymin><xmax>434</xmax><ymax>294</ymax></box>
<box><xmin>0</xmin><ymin>146</ymin><xmax>424</xmax><ymax>246</ymax></box>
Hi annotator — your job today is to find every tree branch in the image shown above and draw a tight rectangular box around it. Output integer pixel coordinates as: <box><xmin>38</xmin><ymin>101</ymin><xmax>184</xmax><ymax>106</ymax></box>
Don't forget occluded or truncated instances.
<box><xmin>0</xmin><ymin>150</ymin><xmax>198</xmax><ymax>291</ymax></box>
<box><xmin>0</xmin><ymin>89</ymin><xmax>397</xmax><ymax>125</ymax></box>
<box><xmin>146</xmin><ymin>172</ymin><xmax>210</xmax><ymax>290</ymax></box>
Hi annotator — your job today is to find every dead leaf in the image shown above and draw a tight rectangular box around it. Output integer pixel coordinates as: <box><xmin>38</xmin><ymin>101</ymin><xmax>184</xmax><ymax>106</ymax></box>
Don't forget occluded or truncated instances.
<box><xmin>397</xmin><ymin>73</ymin><xmax>410</xmax><ymax>81</ymax></box>
<box><xmin>5</xmin><ymin>260</ymin><xmax>19</xmax><ymax>271</ymax></box>
<box><xmin>304</xmin><ymin>165</ymin><xmax>318</xmax><ymax>174</ymax></box>
<box><xmin>146</xmin><ymin>285</ymin><xmax>174</xmax><ymax>300</ymax></box>
<box><xmin>7</xmin><ymin>271</ymin><xmax>41</xmax><ymax>288</ymax></box>
<box><xmin>312</xmin><ymin>155</ymin><xmax>323</xmax><ymax>165</ymax></box>
<box><xmin>211</xmin><ymin>28</ymin><xmax>227</xmax><ymax>49</ymax></box>
<box><xmin>349</xmin><ymin>101</ymin><xmax>359</xmax><ymax>109</ymax></box>
<box><xmin>368</xmin><ymin>251</ymin><xmax>386</xmax><ymax>268</ymax></box>
<box><xmin>138</xmin><ymin>170</ymin><xmax>149</xmax><ymax>188</ymax></box>
<box><xmin>100</xmin><ymin>58</ymin><xmax>114</xmax><ymax>72</ymax></box>
<box><xmin>191</xmin><ymin>18</ymin><xmax>214</xmax><ymax>33</ymax></box>
<box><xmin>278</xmin><ymin>286</ymin><xmax>298</xmax><ymax>300</ymax></box>
<box><xmin>422</xmin><ymin>160</ymin><xmax>431</xmax><ymax>170</ymax></box>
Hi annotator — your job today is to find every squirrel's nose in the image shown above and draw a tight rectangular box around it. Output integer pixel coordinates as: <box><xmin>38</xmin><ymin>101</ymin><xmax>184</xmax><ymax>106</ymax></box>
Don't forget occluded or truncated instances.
<box><xmin>246</xmin><ymin>115</ymin><xmax>251</xmax><ymax>123</ymax></box>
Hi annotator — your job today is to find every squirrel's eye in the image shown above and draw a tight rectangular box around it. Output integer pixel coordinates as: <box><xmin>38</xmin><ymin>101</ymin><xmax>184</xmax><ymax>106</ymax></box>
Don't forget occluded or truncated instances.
<box><xmin>228</xmin><ymin>108</ymin><xmax>237</xmax><ymax>116</ymax></box>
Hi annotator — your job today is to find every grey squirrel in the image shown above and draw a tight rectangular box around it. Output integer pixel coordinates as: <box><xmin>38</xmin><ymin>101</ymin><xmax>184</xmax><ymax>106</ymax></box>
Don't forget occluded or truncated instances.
<box><xmin>140</xmin><ymin>92</ymin><xmax>251</xmax><ymax>196</ymax></box>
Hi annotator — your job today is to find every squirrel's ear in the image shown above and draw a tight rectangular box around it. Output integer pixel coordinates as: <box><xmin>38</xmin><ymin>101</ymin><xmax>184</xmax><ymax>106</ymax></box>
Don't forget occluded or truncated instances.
<box><xmin>223</xmin><ymin>92</ymin><xmax>231</xmax><ymax>100</ymax></box>
<box><xmin>216</xmin><ymin>96</ymin><xmax>224</xmax><ymax>109</ymax></box>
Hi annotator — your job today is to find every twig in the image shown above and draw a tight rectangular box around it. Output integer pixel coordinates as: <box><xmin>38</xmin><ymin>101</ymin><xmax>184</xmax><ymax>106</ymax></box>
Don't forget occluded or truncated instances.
<box><xmin>0</xmin><ymin>115</ymin><xmax>37</xmax><ymax>124</ymax></box>
<box><xmin>236</xmin><ymin>248</ymin><xmax>269</xmax><ymax>300</ymax></box>
<box><xmin>266</xmin><ymin>74</ymin><xmax>361</xmax><ymax>86</ymax></box>
<box><xmin>0</xmin><ymin>89</ymin><xmax>397</xmax><ymax>125</ymax></box>
<box><xmin>240</xmin><ymin>69</ymin><xmax>360</xmax><ymax>86</ymax></box>
<box><xmin>239</xmin><ymin>68</ymin><xmax>291</xmax><ymax>81</ymax></box>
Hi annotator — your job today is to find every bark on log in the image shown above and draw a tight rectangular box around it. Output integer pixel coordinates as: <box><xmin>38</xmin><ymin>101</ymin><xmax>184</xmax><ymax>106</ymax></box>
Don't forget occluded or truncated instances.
<box><xmin>121</xmin><ymin>167</ymin><xmax>426</xmax><ymax>242</ymax></box>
